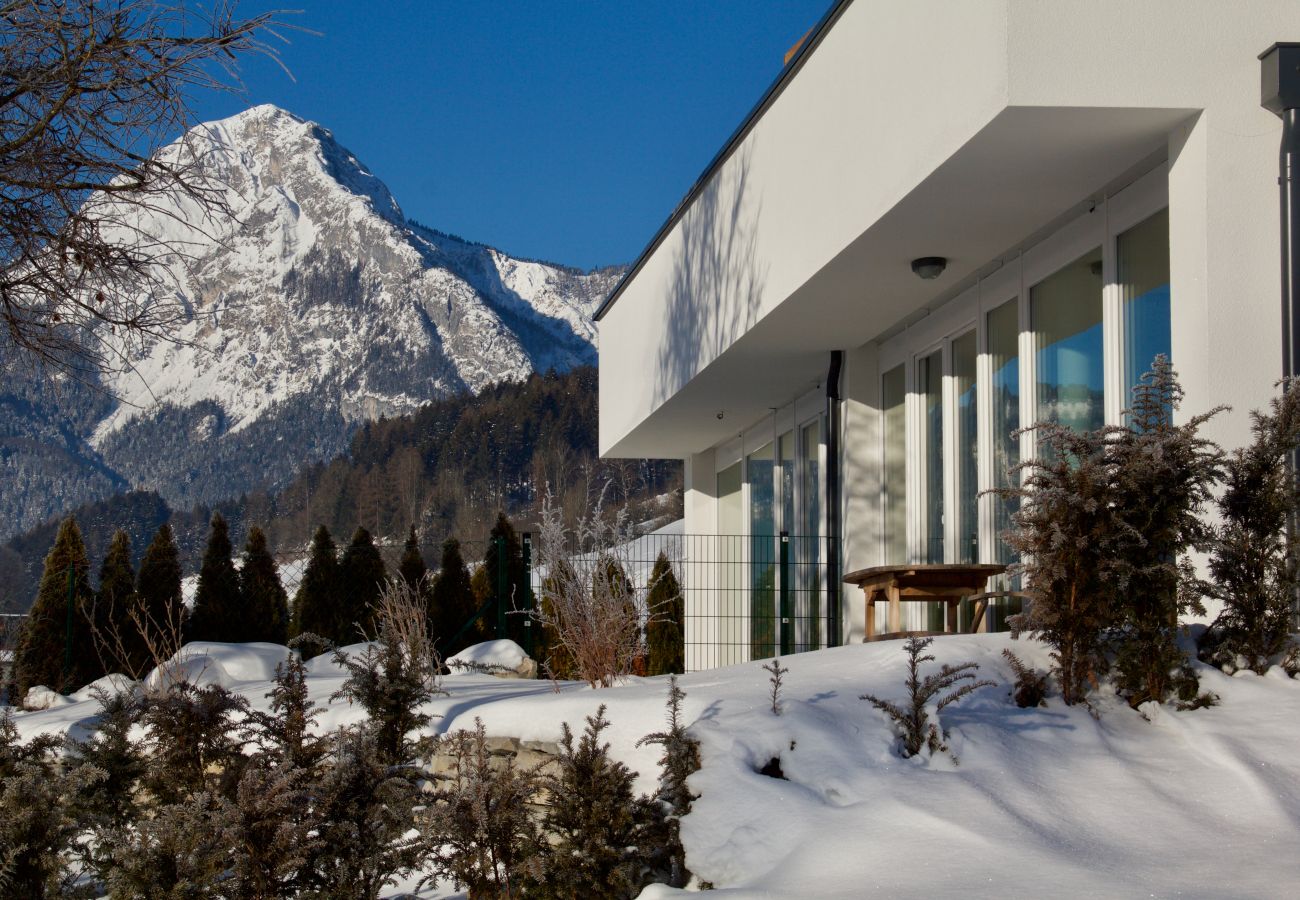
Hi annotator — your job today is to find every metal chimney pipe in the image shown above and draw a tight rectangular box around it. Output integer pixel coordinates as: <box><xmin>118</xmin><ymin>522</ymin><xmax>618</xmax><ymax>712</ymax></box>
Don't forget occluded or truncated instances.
<box><xmin>1260</xmin><ymin>43</ymin><xmax>1300</xmax><ymax>622</ymax></box>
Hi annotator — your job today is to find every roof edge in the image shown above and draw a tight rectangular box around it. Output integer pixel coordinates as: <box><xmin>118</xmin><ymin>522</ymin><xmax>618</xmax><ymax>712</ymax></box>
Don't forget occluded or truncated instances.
<box><xmin>593</xmin><ymin>0</ymin><xmax>855</xmax><ymax>322</ymax></box>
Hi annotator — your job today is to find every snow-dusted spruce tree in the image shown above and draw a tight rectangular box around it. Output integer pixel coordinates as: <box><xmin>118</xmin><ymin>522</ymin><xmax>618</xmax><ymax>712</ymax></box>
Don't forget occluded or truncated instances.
<box><xmin>66</xmin><ymin>690</ymin><xmax>146</xmax><ymax>837</ymax></box>
<box><xmin>187</xmin><ymin>511</ymin><xmax>244</xmax><ymax>643</ymax></box>
<box><xmin>996</xmin><ymin>420</ymin><xmax>1127</xmax><ymax>705</ymax></box>
<box><xmin>645</xmin><ymin>552</ymin><xmax>684</xmax><ymax>676</ymax></box>
<box><xmin>424</xmin><ymin>718</ymin><xmax>544</xmax><ymax>899</ymax></box>
<box><xmin>1001</xmin><ymin>650</ymin><xmax>1049</xmax><ymax>709</ymax></box>
<box><xmin>527</xmin><ymin>706</ymin><xmax>665</xmax><ymax>900</ymax></box>
<box><xmin>239</xmin><ymin>526</ymin><xmax>290</xmax><ymax>645</ymax></box>
<box><xmin>13</xmin><ymin>515</ymin><xmax>96</xmax><ymax>697</ymax></box>
<box><xmin>530</xmin><ymin>492</ymin><xmax>647</xmax><ymax>687</ymax></box>
<box><xmin>636</xmin><ymin>676</ymin><xmax>700</xmax><ymax>889</ymax></box>
<box><xmin>1199</xmin><ymin>379</ymin><xmax>1300</xmax><ymax>673</ymax></box>
<box><xmin>292</xmin><ymin>525</ymin><xmax>343</xmax><ymax>651</ymax></box>
<box><xmin>861</xmin><ymin>637</ymin><xmax>994</xmax><ymax>761</ymax></box>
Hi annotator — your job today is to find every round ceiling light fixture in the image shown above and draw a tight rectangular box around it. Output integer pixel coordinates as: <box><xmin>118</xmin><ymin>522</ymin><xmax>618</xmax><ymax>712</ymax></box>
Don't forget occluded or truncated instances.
<box><xmin>911</xmin><ymin>256</ymin><xmax>948</xmax><ymax>280</ymax></box>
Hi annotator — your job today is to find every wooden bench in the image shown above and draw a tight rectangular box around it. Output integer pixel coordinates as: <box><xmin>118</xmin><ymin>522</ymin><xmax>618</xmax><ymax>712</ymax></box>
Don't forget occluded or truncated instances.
<box><xmin>842</xmin><ymin>564</ymin><xmax>1007</xmax><ymax>641</ymax></box>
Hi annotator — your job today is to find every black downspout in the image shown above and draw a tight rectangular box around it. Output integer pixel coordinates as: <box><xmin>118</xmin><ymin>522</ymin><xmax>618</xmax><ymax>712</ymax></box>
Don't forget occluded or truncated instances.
<box><xmin>1260</xmin><ymin>43</ymin><xmax>1300</xmax><ymax>624</ymax></box>
<box><xmin>825</xmin><ymin>350</ymin><xmax>844</xmax><ymax>647</ymax></box>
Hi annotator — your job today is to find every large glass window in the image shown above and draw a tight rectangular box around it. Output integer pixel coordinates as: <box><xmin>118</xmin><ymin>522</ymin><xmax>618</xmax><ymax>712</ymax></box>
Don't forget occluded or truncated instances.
<box><xmin>882</xmin><ymin>365</ymin><xmax>907</xmax><ymax>563</ymax></box>
<box><xmin>953</xmin><ymin>330</ymin><xmax>977</xmax><ymax>564</ymax></box>
<box><xmin>919</xmin><ymin>351</ymin><xmax>944</xmax><ymax>564</ymax></box>
<box><xmin>1032</xmin><ymin>247</ymin><xmax>1104</xmax><ymax>433</ymax></box>
<box><xmin>717</xmin><ymin>461</ymin><xmax>743</xmax><ymax>661</ymax></box>
<box><xmin>987</xmin><ymin>297</ymin><xmax>1023</xmax><ymax>629</ymax></box>
<box><xmin>747</xmin><ymin>443</ymin><xmax>775</xmax><ymax>658</ymax></box>
<box><xmin>1120</xmin><ymin>208</ymin><xmax>1171</xmax><ymax>390</ymax></box>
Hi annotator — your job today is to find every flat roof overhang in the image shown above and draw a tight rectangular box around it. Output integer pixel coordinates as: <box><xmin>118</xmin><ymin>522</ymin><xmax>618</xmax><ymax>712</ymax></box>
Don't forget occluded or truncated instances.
<box><xmin>603</xmin><ymin>104</ymin><xmax>1196</xmax><ymax>460</ymax></box>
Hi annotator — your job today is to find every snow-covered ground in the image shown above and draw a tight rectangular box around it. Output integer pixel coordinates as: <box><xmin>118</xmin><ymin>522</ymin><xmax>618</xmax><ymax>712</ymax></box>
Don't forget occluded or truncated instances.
<box><xmin>8</xmin><ymin>632</ymin><xmax>1300</xmax><ymax>898</ymax></box>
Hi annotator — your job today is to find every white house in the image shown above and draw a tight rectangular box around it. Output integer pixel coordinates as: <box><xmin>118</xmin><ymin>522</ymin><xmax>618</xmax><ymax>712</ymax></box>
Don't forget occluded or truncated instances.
<box><xmin>596</xmin><ymin>0</ymin><xmax>1300</xmax><ymax>670</ymax></box>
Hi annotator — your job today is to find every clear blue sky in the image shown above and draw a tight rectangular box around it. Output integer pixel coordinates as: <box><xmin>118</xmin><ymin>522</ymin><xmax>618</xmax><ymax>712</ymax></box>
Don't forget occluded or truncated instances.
<box><xmin>191</xmin><ymin>1</ymin><xmax>832</xmax><ymax>271</ymax></box>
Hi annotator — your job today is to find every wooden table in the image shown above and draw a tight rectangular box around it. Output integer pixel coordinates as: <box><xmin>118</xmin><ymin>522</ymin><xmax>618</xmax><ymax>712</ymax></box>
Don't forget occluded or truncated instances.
<box><xmin>842</xmin><ymin>564</ymin><xmax>1007</xmax><ymax>641</ymax></box>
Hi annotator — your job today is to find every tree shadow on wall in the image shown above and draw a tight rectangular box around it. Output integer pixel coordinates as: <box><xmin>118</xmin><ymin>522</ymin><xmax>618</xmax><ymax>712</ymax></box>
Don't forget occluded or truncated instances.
<box><xmin>654</xmin><ymin>145</ymin><xmax>768</xmax><ymax>409</ymax></box>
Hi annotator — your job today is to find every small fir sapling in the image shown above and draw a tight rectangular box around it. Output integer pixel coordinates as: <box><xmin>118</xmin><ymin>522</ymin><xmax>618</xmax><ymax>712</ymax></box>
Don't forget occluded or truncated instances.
<box><xmin>528</xmin><ymin>706</ymin><xmax>664</xmax><ymax>900</ymax></box>
<box><xmin>762</xmin><ymin>657</ymin><xmax>789</xmax><ymax>716</ymax></box>
<box><xmin>1199</xmin><ymin>378</ymin><xmax>1300</xmax><ymax>673</ymax></box>
<box><xmin>1107</xmin><ymin>358</ymin><xmax>1224</xmax><ymax>707</ymax></box>
<box><xmin>424</xmin><ymin>718</ymin><xmax>544</xmax><ymax>899</ymax></box>
<box><xmin>994</xmin><ymin>420</ymin><xmax>1126</xmax><ymax>706</ymax></box>
<box><xmin>330</xmin><ymin>626</ymin><xmax>443</xmax><ymax>769</ymax></box>
<box><xmin>861</xmin><ymin>637</ymin><xmax>995</xmax><ymax>761</ymax></box>
<box><xmin>636</xmin><ymin>676</ymin><xmax>700</xmax><ymax>889</ymax></box>
<box><xmin>138</xmin><ymin>681</ymin><xmax>250</xmax><ymax>804</ymax></box>
<box><xmin>1002</xmin><ymin>649</ymin><xmax>1049</xmax><ymax>708</ymax></box>
<box><xmin>104</xmin><ymin>794</ymin><xmax>238</xmax><ymax>899</ymax></box>
<box><xmin>0</xmin><ymin>709</ymin><xmax>102</xmax><ymax>898</ymax></box>
<box><xmin>66</xmin><ymin>690</ymin><xmax>146</xmax><ymax>833</ymax></box>
<box><xmin>308</xmin><ymin>726</ymin><xmax>427</xmax><ymax>900</ymax></box>
<box><xmin>246</xmin><ymin>648</ymin><xmax>328</xmax><ymax>773</ymax></box>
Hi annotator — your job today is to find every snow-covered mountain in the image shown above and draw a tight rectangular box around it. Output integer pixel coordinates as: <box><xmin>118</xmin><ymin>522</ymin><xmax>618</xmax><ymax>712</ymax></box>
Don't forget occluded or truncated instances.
<box><xmin>0</xmin><ymin>105</ymin><xmax>622</xmax><ymax>537</ymax></box>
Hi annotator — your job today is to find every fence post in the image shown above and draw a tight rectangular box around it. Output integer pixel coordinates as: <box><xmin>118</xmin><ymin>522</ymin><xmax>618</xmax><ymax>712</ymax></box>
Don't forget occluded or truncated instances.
<box><xmin>495</xmin><ymin>535</ymin><xmax>507</xmax><ymax>640</ymax></box>
<box><xmin>63</xmin><ymin>563</ymin><xmax>75</xmax><ymax>687</ymax></box>
<box><xmin>521</xmin><ymin>532</ymin><xmax>534</xmax><ymax>657</ymax></box>
<box><xmin>779</xmin><ymin>532</ymin><xmax>792</xmax><ymax>656</ymax></box>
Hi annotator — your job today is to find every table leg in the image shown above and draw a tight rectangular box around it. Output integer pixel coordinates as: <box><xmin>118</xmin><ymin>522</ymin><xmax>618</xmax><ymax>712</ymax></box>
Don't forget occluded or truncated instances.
<box><xmin>946</xmin><ymin>599</ymin><xmax>959</xmax><ymax>634</ymax></box>
<box><xmin>887</xmin><ymin>585</ymin><xmax>901</xmax><ymax>635</ymax></box>
<box><xmin>865</xmin><ymin>589</ymin><xmax>876</xmax><ymax>640</ymax></box>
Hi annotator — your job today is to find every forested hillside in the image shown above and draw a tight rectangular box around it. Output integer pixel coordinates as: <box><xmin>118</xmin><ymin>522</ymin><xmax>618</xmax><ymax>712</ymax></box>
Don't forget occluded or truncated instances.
<box><xmin>1</xmin><ymin>367</ymin><xmax>680</xmax><ymax>613</ymax></box>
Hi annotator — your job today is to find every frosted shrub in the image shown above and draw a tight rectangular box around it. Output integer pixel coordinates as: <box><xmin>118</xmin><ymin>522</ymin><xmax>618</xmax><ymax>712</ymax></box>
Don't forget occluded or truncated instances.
<box><xmin>530</xmin><ymin>492</ymin><xmax>647</xmax><ymax>687</ymax></box>
<box><xmin>861</xmin><ymin>637</ymin><xmax>994</xmax><ymax>762</ymax></box>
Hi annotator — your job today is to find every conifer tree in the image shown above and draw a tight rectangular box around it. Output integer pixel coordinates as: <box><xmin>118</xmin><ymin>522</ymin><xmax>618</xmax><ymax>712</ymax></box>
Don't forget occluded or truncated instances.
<box><xmin>398</xmin><ymin>525</ymin><xmax>427</xmax><ymax>590</ymax></box>
<box><xmin>535</xmin><ymin>560</ymin><xmax>579</xmax><ymax>680</ymax></box>
<box><xmin>1200</xmin><ymin>378</ymin><xmax>1300</xmax><ymax>672</ymax></box>
<box><xmin>1108</xmin><ymin>357</ymin><xmax>1223</xmax><ymax>706</ymax></box>
<box><xmin>13</xmin><ymin>516</ymin><xmax>95</xmax><ymax>696</ymax></box>
<box><xmin>188</xmin><ymin>512</ymin><xmax>243</xmax><ymax>643</ymax></box>
<box><xmin>94</xmin><ymin>530</ymin><xmax>137</xmax><ymax>673</ymax></box>
<box><xmin>240</xmin><ymin>526</ymin><xmax>290</xmax><ymax>645</ymax></box>
<box><xmin>430</xmin><ymin>537</ymin><xmax>478</xmax><ymax>656</ymax></box>
<box><xmin>481</xmin><ymin>513</ymin><xmax>528</xmax><ymax>645</ymax></box>
<box><xmin>340</xmin><ymin>526</ymin><xmax>388</xmax><ymax>639</ymax></box>
<box><xmin>528</xmin><ymin>706</ymin><xmax>662</xmax><ymax>899</ymax></box>
<box><xmin>636</xmin><ymin>676</ymin><xmax>700</xmax><ymax>889</ymax></box>
<box><xmin>646</xmin><ymin>553</ymin><xmax>684</xmax><ymax>676</ymax></box>
<box><xmin>292</xmin><ymin>525</ymin><xmax>342</xmax><ymax>652</ymax></box>
<box><xmin>134</xmin><ymin>523</ymin><xmax>183</xmax><ymax>674</ymax></box>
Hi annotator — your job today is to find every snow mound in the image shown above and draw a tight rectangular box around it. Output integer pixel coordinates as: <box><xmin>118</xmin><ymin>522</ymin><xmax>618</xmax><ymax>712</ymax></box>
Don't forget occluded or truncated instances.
<box><xmin>447</xmin><ymin>639</ymin><xmax>527</xmax><ymax>672</ymax></box>
<box><xmin>70</xmin><ymin>674</ymin><xmax>139</xmax><ymax>702</ymax></box>
<box><xmin>22</xmin><ymin>685</ymin><xmax>74</xmax><ymax>710</ymax></box>
<box><xmin>302</xmin><ymin>642</ymin><xmax>373</xmax><ymax>677</ymax></box>
<box><xmin>145</xmin><ymin>641</ymin><xmax>292</xmax><ymax>691</ymax></box>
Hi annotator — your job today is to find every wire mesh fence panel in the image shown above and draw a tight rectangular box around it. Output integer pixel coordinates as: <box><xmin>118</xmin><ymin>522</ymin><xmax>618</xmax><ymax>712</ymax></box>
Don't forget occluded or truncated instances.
<box><xmin>534</xmin><ymin>531</ymin><xmax>835</xmax><ymax>673</ymax></box>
